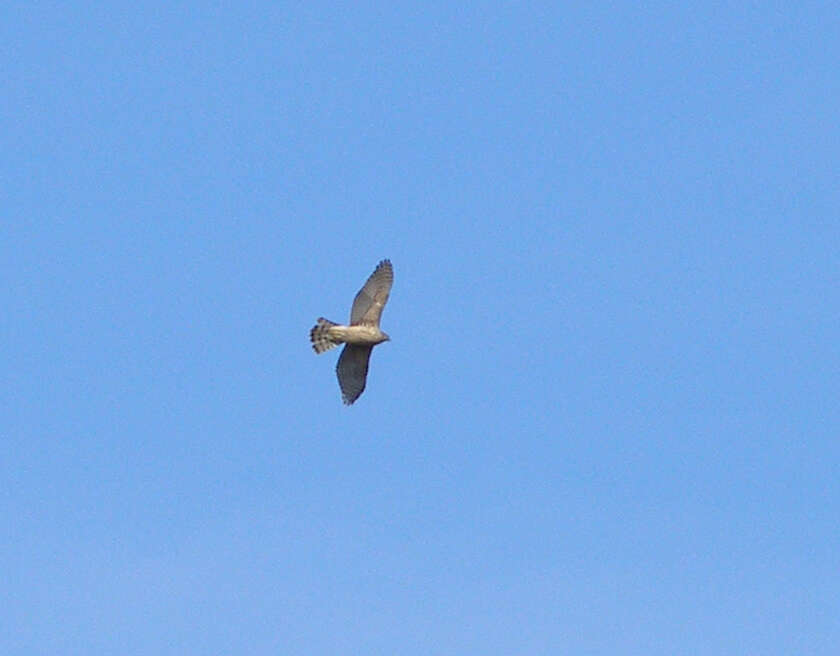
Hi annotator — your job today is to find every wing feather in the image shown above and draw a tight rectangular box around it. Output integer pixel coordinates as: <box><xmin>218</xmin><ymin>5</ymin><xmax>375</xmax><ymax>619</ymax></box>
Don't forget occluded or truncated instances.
<box><xmin>336</xmin><ymin>344</ymin><xmax>373</xmax><ymax>405</ymax></box>
<box><xmin>349</xmin><ymin>259</ymin><xmax>393</xmax><ymax>326</ymax></box>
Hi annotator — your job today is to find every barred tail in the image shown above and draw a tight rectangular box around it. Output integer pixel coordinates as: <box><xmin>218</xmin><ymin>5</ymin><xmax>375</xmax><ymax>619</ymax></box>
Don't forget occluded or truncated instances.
<box><xmin>310</xmin><ymin>318</ymin><xmax>341</xmax><ymax>353</ymax></box>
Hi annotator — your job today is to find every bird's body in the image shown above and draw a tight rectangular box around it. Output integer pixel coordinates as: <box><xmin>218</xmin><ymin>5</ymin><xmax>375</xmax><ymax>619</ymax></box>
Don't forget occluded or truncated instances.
<box><xmin>310</xmin><ymin>259</ymin><xmax>393</xmax><ymax>405</ymax></box>
<box><xmin>310</xmin><ymin>320</ymin><xmax>389</xmax><ymax>352</ymax></box>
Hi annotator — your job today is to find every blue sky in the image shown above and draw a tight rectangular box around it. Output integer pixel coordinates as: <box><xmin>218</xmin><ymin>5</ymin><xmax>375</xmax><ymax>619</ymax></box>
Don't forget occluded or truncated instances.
<box><xmin>2</xmin><ymin>2</ymin><xmax>838</xmax><ymax>654</ymax></box>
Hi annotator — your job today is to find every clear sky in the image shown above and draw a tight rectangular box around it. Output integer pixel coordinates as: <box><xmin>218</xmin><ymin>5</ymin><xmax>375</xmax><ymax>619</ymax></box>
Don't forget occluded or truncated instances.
<box><xmin>3</xmin><ymin>2</ymin><xmax>838</xmax><ymax>654</ymax></box>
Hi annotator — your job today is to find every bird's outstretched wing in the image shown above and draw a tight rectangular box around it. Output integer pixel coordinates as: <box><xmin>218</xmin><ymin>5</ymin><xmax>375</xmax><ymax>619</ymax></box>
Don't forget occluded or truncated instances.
<box><xmin>336</xmin><ymin>344</ymin><xmax>373</xmax><ymax>405</ymax></box>
<box><xmin>350</xmin><ymin>259</ymin><xmax>393</xmax><ymax>326</ymax></box>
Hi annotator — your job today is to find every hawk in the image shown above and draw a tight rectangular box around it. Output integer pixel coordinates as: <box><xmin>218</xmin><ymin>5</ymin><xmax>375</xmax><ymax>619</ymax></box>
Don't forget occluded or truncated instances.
<box><xmin>310</xmin><ymin>259</ymin><xmax>393</xmax><ymax>405</ymax></box>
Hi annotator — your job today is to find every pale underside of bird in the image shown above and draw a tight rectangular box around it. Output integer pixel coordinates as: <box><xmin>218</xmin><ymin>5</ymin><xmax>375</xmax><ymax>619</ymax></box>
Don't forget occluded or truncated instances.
<box><xmin>310</xmin><ymin>259</ymin><xmax>393</xmax><ymax>405</ymax></box>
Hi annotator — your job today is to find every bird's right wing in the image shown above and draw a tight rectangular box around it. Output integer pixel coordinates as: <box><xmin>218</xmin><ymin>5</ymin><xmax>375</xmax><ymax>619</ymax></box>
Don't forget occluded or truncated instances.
<box><xmin>349</xmin><ymin>259</ymin><xmax>393</xmax><ymax>326</ymax></box>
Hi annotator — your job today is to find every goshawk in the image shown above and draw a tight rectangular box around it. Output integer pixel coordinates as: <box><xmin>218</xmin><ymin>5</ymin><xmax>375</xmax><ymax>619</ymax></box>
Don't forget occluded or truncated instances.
<box><xmin>310</xmin><ymin>259</ymin><xmax>393</xmax><ymax>405</ymax></box>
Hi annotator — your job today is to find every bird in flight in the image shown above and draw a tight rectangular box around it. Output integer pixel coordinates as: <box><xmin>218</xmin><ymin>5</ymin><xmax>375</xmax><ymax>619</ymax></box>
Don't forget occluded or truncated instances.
<box><xmin>310</xmin><ymin>259</ymin><xmax>393</xmax><ymax>405</ymax></box>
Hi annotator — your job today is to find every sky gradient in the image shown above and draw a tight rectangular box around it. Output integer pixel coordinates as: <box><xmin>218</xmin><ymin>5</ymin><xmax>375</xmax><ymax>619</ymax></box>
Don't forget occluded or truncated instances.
<box><xmin>3</xmin><ymin>2</ymin><xmax>839</xmax><ymax>654</ymax></box>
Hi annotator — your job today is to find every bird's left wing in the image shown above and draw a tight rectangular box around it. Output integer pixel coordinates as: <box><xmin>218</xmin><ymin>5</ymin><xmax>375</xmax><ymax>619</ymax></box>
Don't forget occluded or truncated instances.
<box><xmin>336</xmin><ymin>344</ymin><xmax>373</xmax><ymax>405</ymax></box>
